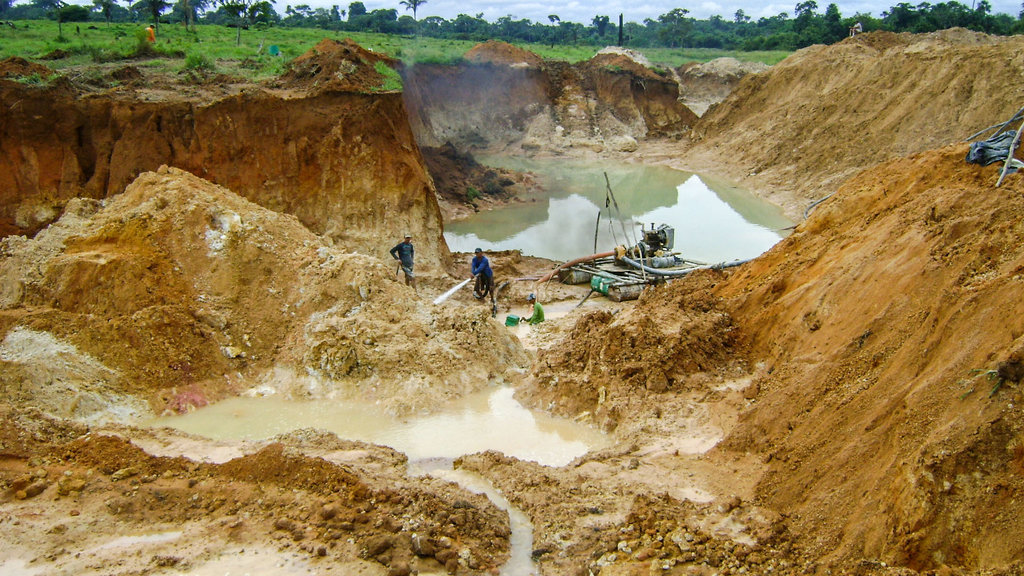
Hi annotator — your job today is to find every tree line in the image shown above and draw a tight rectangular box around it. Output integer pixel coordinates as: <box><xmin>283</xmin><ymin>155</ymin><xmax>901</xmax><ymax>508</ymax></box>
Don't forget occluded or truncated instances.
<box><xmin>3</xmin><ymin>0</ymin><xmax>1023</xmax><ymax>50</ymax></box>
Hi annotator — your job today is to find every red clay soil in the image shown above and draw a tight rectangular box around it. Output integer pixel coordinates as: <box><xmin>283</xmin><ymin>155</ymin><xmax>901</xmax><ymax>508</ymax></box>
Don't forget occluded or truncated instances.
<box><xmin>278</xmin><ymin>38</ymin><xmax>398</xmax><ymax>94</ymax></box>
<box><xmin>0</xmin><ymin>56</ymin><xmax>56</xmax><ymax>78</ymax></box>
<box><xmin>464</xmin><ymin>40</ymin><xmax>544</xmax><ymax>67</ymax></box>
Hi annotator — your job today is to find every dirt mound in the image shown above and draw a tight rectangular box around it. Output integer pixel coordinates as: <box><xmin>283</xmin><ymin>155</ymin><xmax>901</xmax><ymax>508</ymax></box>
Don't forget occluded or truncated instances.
<box><xmin>520</xmin><ymin>272</ymin><xmax>748</xmax><ymax>431</ymax></box>
<box><xmin>709</xmin><ymin>144</ymin><xmax>1024</xmax><ymax>569</ymax></box>
<box><xmin>0</xmin><ymin>166</ymin><xmax>528</xmax><ymax>418</ymax></box>
<box><xmin>677</xmin><ymin>57</ymin><xmax>769</xmax><ymax>116</ymax></box>
<box><xmin>403</xmin><ymin>45</ymin><xmax>696</xmax><ymax>155</ymax></box>
<box><xmin>588</xmin><ymin>52</ymin><xmax>666</xmax><ymax>82</ymax></box>
<box><xmin>278</xmin><ymin>38</ymin><xmax>397</xmax><ymax>94</ymax></box>
<box><xmin>0</xmin><ymin>56</ymin><xmax>54</xmax><ymax>78</ymax></box>
<box><xmin>596</xmin><ymin>46</ymin><xmax>653</xmax><ymax>67</ymax></box>
<box><xmin>684</xmin><ymin>30</ymin><xmax>1024</xmax><ymax>218</ymax></box>
<box><xmin>464</xmin><ymin>40</ymin><xmax>542</xmax><ymax>68</ymax></box>
<box><xmin>0</xmin><ymin>407</ymin><xmax>511</xmax><ymax>576</ymax></box>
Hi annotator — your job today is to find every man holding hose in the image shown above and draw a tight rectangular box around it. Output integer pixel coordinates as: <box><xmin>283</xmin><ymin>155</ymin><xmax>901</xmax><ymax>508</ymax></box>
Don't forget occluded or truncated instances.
<box><xmin>471</xmin><ymin>248</ymin><xmax>493</xmax><ymax>301</ymax></box>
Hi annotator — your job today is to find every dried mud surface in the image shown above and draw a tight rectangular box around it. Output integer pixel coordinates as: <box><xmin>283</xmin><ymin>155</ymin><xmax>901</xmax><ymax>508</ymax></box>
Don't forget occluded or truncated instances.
<box><xmin>3</xmin><ymin>31</ymin><xmax>1024</xmax><ymax>576</ymax></box>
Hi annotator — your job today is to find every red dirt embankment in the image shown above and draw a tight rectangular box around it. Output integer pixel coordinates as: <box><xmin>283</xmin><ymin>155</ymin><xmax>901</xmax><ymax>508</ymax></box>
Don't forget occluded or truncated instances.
<box><xmin>0</xmin><ymin>39</ymin><xmax>448</xmax><ymax>270</ymax></box>
<box><xmin>716</xmin><ymin>145</ymin><xmax>1024</xmax><ymax>570</ymax></box>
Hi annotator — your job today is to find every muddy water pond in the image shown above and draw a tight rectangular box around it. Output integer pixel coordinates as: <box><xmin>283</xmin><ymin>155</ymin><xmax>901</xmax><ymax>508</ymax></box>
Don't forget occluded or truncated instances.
<box><xmin>148</xmin><ymin>387</ymin><xmax>606</xmax><ymax>467</ymax></box>
<box><xmin>445</xmin><ymin>157</ymin><xmax>793</xmax><ymax>262</ymax></box>
<box><xmin>148</xmin><ymin>387</ymin><xmax>603</xmax><ymax>575</ymax></box>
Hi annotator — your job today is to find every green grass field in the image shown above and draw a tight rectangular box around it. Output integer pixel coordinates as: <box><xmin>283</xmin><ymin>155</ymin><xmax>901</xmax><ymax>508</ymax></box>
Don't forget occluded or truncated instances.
<box><xmin>0</xmin><ymin>19</ymin><xmax>789</xmax><ymax>81</ymax></box>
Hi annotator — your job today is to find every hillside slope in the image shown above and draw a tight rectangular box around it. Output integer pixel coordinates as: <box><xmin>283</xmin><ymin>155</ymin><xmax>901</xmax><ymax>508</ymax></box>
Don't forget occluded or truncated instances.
<box><xmin>714</xmin><ymin>144</ymin><xmax>1024</xmax><ymax>570</ymax></box>
<box><xmin>682</xmin><ymin>29</ymin><xmax>1024</xmax><ymax>218</ymax></box>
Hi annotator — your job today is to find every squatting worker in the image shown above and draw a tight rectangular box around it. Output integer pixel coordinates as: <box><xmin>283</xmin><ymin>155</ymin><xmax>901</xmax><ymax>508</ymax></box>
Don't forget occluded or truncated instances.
<box><xmin>390</xmin><ymin>233</ymin><xmax>416</xmax><ymax>289</ymax></box>
<box><xmin>471</xmin><ymin>248</ymin><xmax>494</xmax><ymax>301</ymax></box>
<box><xmin>521</xmin><ymin>293</ymin><xmax>545</xmax><ymax>325</ymax></box>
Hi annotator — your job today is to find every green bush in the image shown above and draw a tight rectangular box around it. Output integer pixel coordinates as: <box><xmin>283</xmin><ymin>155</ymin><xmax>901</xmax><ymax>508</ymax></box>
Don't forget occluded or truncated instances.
<box><xmin>184</xmin><ymin>52</ymin><xmax>214</xmax><ymax>72</ymax></box>
<box><xmin>466</xmin><ymin>187</ymin><xmax>480</xmax><ymax>201</ymax></box>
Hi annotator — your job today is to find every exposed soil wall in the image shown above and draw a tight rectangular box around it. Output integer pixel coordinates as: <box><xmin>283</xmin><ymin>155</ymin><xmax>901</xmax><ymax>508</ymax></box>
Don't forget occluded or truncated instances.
<box><xmin>401</xmin><ymin>41</ymin><xmax>697</xmax><ymax>154</ymax></box>
<box><xmin>0</xmin><ymin>41</ymin><xmax>448</xmax><ymax>270</ymax></box>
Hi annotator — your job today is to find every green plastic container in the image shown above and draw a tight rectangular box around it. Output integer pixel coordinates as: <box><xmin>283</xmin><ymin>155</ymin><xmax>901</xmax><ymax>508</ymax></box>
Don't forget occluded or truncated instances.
<box><xmin>505</xmin><ymin>314</ymin><xmax>520</xmax><ymax>326</ymax></box>
<box><xmin>590</xmin><ymin>275</ymin><xmax>615</xmax><ymax>295</ymax></box>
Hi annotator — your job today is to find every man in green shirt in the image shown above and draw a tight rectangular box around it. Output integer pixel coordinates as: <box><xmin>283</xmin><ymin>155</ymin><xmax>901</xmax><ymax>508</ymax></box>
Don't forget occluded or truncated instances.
<box><xmin>521</xmin><ymin>293</ymin><xmax>544</xmax><ymax>325</ymax></box>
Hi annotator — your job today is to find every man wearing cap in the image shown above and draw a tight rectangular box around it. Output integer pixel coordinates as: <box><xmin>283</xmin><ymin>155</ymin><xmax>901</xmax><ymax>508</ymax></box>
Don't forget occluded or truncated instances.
<box><xmin>521</xmin><ymin>293</ymin><xmax>545</xmax><ymax>325</ymax></box>
<box><xmin>470</xmin><ymin>248</ymin><xmax>493</xmax><ymax>301</ymax></box>
<box><xmin>390</xmin><ymin>233</ymin><xmax>416</xmax><ymax>289</ymax></box>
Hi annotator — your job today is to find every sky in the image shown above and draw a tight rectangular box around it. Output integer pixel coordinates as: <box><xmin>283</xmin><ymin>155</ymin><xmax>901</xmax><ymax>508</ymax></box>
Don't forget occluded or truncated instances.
<box><xmin>346</xmin><ymin>0</ymin><xmax>1021</xmax><ymax>25</ymax></box>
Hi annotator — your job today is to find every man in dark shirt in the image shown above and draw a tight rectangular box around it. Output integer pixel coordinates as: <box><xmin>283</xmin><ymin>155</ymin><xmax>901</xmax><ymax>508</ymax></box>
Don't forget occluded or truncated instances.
<box><xmin>471</xmin><ymin>248</ymin><xmax>493</xmax><ymax>300</ymax></box>
<box><xmin>390</xmin><ymin>234</ymin><xmax>416</xmax><ymax>289</ymax></box>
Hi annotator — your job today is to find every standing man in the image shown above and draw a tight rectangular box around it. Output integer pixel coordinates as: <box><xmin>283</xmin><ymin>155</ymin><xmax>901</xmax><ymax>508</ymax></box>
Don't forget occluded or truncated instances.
<box><xmin>471</xmin><ymin>248</ymin><xmax>493</xmax><ymax>301</ymax></box>
<box><xmin>390</xmin><ymin>233</ymin><xmax>416</xmax><ymax>290</ymax></box>
<box><xmin>520</xmin><ymin>293</ymin><xmax>545</xmax><ymax>325</ymax></box>
<box><xmin>145</xmin><ymin>24</ymin><xmax>156</xmax><ymax>43</ymax></box>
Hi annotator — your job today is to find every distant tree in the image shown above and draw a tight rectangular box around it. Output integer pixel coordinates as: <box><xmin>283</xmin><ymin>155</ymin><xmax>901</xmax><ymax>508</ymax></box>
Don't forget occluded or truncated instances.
<box><xmin>794</xmin><ymin>0</ymin><xmax>818</xmax><ymax>31</ymax></box>
<box><xmin>398</xmin><ymin>0</ymin><xmax>424</xmax><ymax>20</ymax></box>
<box><xmin>547</xmin><ymin>13</ymin><xmax>558</xmax><ymax>23</ymax></box>
<box><xmin>135</xmin><ymin>0</ymin><xmax>171</xmax><ymax>34</ymax></box>
<box><xmin>0</xmin><ymin>0</ymin><xmax>13</xmax><ymax>17</ymax></box>
<box><xmin>217</xmin><ymin>0</ymin><xmax>276</xmax><ymax>44</ymax></box>
<box><xmin>347</xmin><ymin>0</ymin><xmax>364</xmax><ymax>18</ymax></box>
<box><xmin>656</xmin><ymin>7</ymin><xmax>691</xmax><ymax>47</ymax></box>
<box><xmin>822</xmin><ymin>2</ymin><xmax>846</xmax><ymax>41</ymax></box>
<box><xmin>92</xmin><ymin>0</ymin><xmax>118</xmax><ymax>23</ymax></box>
<box><xmin>60</xmin><ymin>3</ymin><xmax>91</xmax><ymax>20</ymax></box>
<box><xmin>33</xmin><ymin>0</ymin><xmax>67</xmax><ymax>37</ymax></box>
<box><xmin>592</xmin><ymin>14</ymin><xmax>610</xmax><ymax>36</ymax></box>
<box><xmin>734</xmin><ymin>8</ymin><xmax>750</xmax><ymax>22</ymax></box>
<box><xmin>176</xmin><ymin>0</ymin><xmax>210</xmax><ymax>29</ymax></box>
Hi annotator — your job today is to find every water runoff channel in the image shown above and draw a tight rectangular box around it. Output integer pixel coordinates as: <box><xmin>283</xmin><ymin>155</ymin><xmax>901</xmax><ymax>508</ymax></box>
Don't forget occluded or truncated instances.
<box><xmin>147</xmin><ymin>157</ymin><xmax>793</xmax><ymax>576</ymax></box>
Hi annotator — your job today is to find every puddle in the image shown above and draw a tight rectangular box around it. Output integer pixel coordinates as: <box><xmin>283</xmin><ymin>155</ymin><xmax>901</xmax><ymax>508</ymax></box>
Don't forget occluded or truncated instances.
<box><xmin>147</xmin><ymin>387</ymin><xmax>607</xmax><ymax>467</ymax></box>
<box><xmin>146</xmin><ymin>386</ymin><xmax>601</xmax><ymax>576</ymax></box>
<box><xmin>445</xmin><ymin>156</ymin><xmax>793</xmax><ymax>262</ymax></box>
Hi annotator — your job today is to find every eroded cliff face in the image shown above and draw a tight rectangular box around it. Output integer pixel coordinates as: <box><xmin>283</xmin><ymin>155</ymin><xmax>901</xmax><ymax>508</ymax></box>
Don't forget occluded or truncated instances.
<box><xmin>0</xmin><ymin>40</ymin><xmax>448</xmax><ymax>270</ymax></box>
<box><xmin>401</xmin><ymin>42</ymin><xmax>697</xmax><ymax>154</ymax></box>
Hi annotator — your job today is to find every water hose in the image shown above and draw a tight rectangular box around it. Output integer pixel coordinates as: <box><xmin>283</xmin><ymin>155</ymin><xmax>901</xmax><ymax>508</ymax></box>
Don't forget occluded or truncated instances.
<box><xmin>619</xmin><ymin>256</ymin><xmax>753</xmax><ymax>277</ymax></box>
<box><xmin>433</xmin><ymin>278</ymin><xmax>472</xmax><ymax>305</ymax></box>
<box><xmin>537</xmin><ymin>251</ymin><xmax>616</xmax><ymax>284</ymax></box>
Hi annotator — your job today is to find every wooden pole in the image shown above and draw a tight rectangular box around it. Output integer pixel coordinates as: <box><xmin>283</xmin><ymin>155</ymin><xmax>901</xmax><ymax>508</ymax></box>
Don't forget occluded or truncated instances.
<box><xmin>995</xmin><ymin>117</ymin><xmax>1024</xmax><ymax>188</ymax></box>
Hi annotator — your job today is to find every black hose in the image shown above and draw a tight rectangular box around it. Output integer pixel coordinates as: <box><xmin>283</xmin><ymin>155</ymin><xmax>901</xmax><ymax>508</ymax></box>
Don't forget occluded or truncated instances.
<box><xmin>619</xmin><ymin>256</ymin><xmax>753</xmax><ymax>277</ymax></box>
